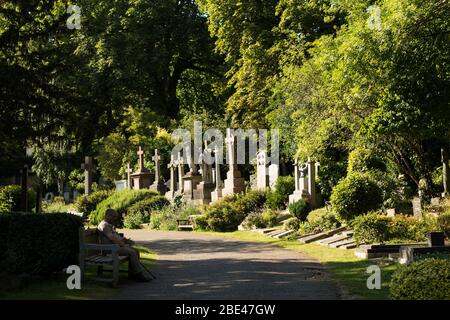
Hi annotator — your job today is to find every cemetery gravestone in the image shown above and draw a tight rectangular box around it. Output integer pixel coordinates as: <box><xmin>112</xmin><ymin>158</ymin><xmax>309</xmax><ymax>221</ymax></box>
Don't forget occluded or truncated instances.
<box><xmin>222</xmin><ymin>129</ymin><xmax>245</xmax><ymax>197</ymax></box>
<box><xmin>256</xmin><ymin>150</ymin><xmax>269</xmax><ymax>190</ymax></box>
<box><xmin>412</xmin><ymin>197</ymin><xmax>422</xmax><ymax>218</ymax></box>
<box><xmin>130</xmin><ymin>146</ymin><xmax>153</xmax><ymax>190</ymax></box>
<box><xmin>150</xmin><ymin>149</ymin><xmax>167</xmax><ymax>194</ymax></box>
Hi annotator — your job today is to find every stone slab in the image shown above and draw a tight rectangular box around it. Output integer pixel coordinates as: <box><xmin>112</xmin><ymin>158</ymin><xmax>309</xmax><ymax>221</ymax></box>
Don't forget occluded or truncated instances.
<box><xmin>273</xmin><ymin>230</ymin><xmax>295</xmax><ymax>239</ymax></box>
<box><xmin>298</xmin><ymin>226</ymin><xmax>348</xmax><ymax>244</ymax></box>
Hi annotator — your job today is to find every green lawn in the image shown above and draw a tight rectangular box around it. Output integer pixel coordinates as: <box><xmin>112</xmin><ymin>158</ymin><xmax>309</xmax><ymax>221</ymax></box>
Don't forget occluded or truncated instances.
<box><xmin>198</xmin><ymin>230</ymin><xmax>398</xmax><ymax>300</ymax></box>
<box><xmin>0</xmin><ymin>246</ymin><xmax>157</xmax><ymax>300</ymax></box>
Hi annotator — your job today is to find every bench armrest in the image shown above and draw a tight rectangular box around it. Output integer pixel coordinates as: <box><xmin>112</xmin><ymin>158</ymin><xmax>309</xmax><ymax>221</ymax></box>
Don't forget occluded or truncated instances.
<box><xmin>84</xmin><ymin>243</ymin><xmax>119</xmax><ymax>252</ymax></box>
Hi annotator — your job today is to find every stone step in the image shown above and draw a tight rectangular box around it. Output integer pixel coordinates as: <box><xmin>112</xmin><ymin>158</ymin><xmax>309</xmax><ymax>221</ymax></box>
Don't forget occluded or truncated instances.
<box><xmin>298</xmin><ymin>226</ymin><xmax>348</xmax><ymax>244</ymax></box>
<box><xmin>339</xmin><ymin>242</ymin><xmax>358</xmax><ymax>250</ymax></box>
<box><xmin>330</xmin><ymin>238</ymin><xmax>355</xmax><ymax>248</ymax></box>
<box><xmin>317</xmin><ymin>234</ymin><xmax>352</xmax><ymax>246</ymax></box>
<box><xmin>322</xmin><ymin>235</ymin><xmax>353</xmax><ymax>247</ymax></box>
<box><xmin>255</xmin><ymin>228</ymin><xmax>278</xmax><ymax>234</ymax></box>
<box><xmin>267</xmin><ymin>229</ymin><xmax>286</xmax><ymax>237</ymax></box>
<box><xmin>273</xmin><ymin>229</ymin><xmax>295</xmax><ymax>239</ymax></box>
<box><xmin>354</xmin><ymin>243</ymin><xmax>425</xmax><ymax>259</ymax></box>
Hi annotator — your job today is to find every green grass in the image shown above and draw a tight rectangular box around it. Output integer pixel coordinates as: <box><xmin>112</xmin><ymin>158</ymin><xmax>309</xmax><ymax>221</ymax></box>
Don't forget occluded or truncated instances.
<box><xmin>198</xmin><ymin>230</ymin><xmax>398</xmax><ymax>300</ymax></box>
<box><xmin>0</xmin><ymin>246</ymin><xmax>157</xmax><ymax>300</ymax></box>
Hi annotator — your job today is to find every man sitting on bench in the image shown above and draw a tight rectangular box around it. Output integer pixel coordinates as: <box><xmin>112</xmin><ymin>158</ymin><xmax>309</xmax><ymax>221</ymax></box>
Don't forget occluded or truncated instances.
<box><xmin>97</xmin><ymin>208</ymin><xmax>151</xmax><ymax>282</ymax></box>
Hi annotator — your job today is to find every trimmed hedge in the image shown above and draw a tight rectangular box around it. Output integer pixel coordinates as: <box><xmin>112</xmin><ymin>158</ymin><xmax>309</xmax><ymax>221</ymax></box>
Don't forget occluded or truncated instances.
<box><xmin>0</xmin><ymin>185</ymin><xmax>36</xmax><ymax>213</ymax></box>
<box><xmin>123</xmin><ymin>196</ymin><xmax>170</xmax><ymax>229</ymax></box>
<box><xmin>202</xmin><ymin>190</ymin><xmax>268</xmax><ymax>232</ymax></box>
<box><xmin>74</xmin><ymin>190</ymin><xmax>112</xmax><ymax>216</ymax></box>
<box><xmin>90</xmin><ymin>189</ymin><xmax>158</xmax><ymax>225</ymax></box>
<box><xmin>0</xmin><ymin>213</ymin><xmax>83</xmax><ymax>275</ymax></box>
<box><xmin>352</xmin><ymin>213</ymin><xmax>444</xmax><ymax>244</ymax></box>
<box><xmin>390</xmin><ymin>258</ymin><xmax>450</xmax><ymax>300</ymax></box>
<box><xmin>330</xmin><ymin>172</ymin><xmax>383</xmax><ymax>222</ymax></box>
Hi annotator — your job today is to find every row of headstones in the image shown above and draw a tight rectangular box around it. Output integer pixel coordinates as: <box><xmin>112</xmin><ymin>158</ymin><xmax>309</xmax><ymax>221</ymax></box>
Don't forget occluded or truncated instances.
<box><xmin>118</xmin><ymin>144</ymin><xmax>321</xmax><ymax>208</ymax></box>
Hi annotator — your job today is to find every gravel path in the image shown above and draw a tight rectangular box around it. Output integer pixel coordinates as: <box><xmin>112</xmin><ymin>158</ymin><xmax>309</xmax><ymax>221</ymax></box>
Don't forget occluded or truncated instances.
<box><xmin>113</xmin><ymin>230</ymin><xmax>341</xmax><ymax>300</ymax></box>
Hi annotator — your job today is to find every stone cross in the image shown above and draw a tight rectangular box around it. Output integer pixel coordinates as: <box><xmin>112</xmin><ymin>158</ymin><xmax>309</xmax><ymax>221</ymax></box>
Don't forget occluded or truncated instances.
<box><xmin>442</xmin><ymin>148</ymin><xmax>449</xmax><ymax>196</ymax></box>
<box><xmin>214</xmin><ymin>146</ymin><xmax>221</xmax><ymax>190</ymax></box>
<box><xmin>299</xmin><ymin>164</ymin><xmax>308</xmax><ymax>195</ymax></box>
<box><xmin>225</xmin><ymin>129</ymin><xmax>236</xmax><ymax>168</ymax></box>
<box><xmin>168</xmin><ymin>154</ymin><xmax>177</xmax><ymax>194</ymax></box>
<box><xmin>126</xmin><ymin>163</ymin><xmax>133</xmax><ymax>189</ymax></box>
<box><xmin>201</xmin><ymin>147</ymin><xmax>213</xmax><ymax>184</ymax></box>
<box><xmin>152</xmin><ymin>149</ymin><xmax>162</xmax><ymax>182</ymax></box>
<box><xmin>294</xmin><ymin>160</ymin><xmax>300</xmax><ymax>191</ymax></box>
<box><xmin>81</xmin><ymin>156</ymin><xmax>93</xmax><ymax>195</ymax></box>
<box><xmin>256</xmin><ymin>150</ymin><xmax>269</xmax><ymax>189</ymax></box>
<box><xmin>307</xmin><ymin>157</ymin><xmax>317</xmax><ymax>207</ymax></box>
<box><xmin>177</xmin><ymin>151</ymin><xmax>184</xmax><ymax>193</ymax></box>
<box><xmin>137</xmin><ymin>146</ymin><xmax>145</xmax><ymax>172</ymax></box>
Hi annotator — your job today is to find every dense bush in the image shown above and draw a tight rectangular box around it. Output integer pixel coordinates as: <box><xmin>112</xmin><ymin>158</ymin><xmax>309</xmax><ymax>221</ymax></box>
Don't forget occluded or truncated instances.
<box><xmin>352</xmin><ymin>213</ymin><xmax>445</xmax><ymax>244</ymax></box>
<box><xmin>288</xmin><ymin>199</ymin><xmax>311</xmax><ymax>221</ymax></box>
<box><xmin>90</xmin><ymin>189</ymin><xmax>158</xmax><ymax>225</ymax></box>
<box><xmin>352</xmin><ymin>213</ymin><xmax>391</xmax><ymax>244</ymax></box>
<box><xmin>330</xmin><ymin>173</ymin><xmax>383</xmax><ymax>222</ymax></box>
<box><xmin>232</xmin><ymin>190</ymin><xmax>267</xmax><ymax>214</ymax></box>
<box><xmin>262</xmin><ymin>209</ymin><xmax>279</xmax><ymax>227</ymax></box>
<box><xmin>306</xmin><ymin>208</ymin><xmax>341</xmax><ymax>230</ymax></box>
<box><xmin>200</xmin><ymin>190</ymin><xmax>268</xmax><ymax>232</ymax></box>
<box><xmin>193</xmin><ymin>215</ymin><xmax>209</xmax><ymax>231</ymax></box>
<box><xmin>149</xmin><ymin>204</ymin><xmax>197</xmax><ymax>231</ymax></box>
<box><xmin>123</xmin><ymin>196</ymin><xmax>170</xmax><ymax>229</ymax></box>
<box><xmin>266</xmin><ymin>176</ymin><xmax>295</xmax><ymax>209</ymax></box>
<box><xmin>0</xmin><ymin>213</ymin><xmax>82</xmax><ymax>275</ymax></box>
<box><xmin>0</xmin><ymin>185</ymin><xmax>36</xmax><ymax>213</ymax></box>
<box><xmin>347</xmin><ymin>147</ymin><xmax>386</xmax><ymax>174</ymax></box>
<box><xmin>284</xmin><ymin>217</ymin><xmax>300</xmax><ymax>231</ymax></box>
<box><xmin>204</xmin><ymin>202</ymin><xmax>243</xmax><ymax>232</ymax></box>
<box><xmin>390</xmin><ymin>258</ymin><xmax>450</xmax><ymax>300</ymax></box>
<box><xmin>74</xmin><ymin>190</ymin><xmax>112</xmax><ymax>216</ymax></box>
<box><xmin>241</xmin><ymin>212</ymin><xmax>266</xmax><ymax>230</ymax></box>
<box><xmin>437</xmin><ymin>213</ymin><xmax>450</xmax><ymax>238</ymax></box>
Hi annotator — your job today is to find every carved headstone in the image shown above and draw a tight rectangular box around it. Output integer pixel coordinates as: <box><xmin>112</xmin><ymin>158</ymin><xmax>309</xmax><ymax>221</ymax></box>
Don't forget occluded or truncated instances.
<box><xmin>165</xmin><ymin>154</ymin><xmax>177</xmax><ymax>200</ymax></box>
<box><xmin>130</xmin><ymin>146</ymin><xmax>153</xmax><ymax>190</ymax></box>
<box><xmin>150</xmin><ymin>149</ymin><xmax>166</xmax><ymax>194</ymax></box>
<box><xmin>222</xmin><ymin>129</ymin><xmax>245</xmax><ymax>197</ymax></box>
<box><xmin>256</xmin><ymin>150</ymin><xmax>269</xmax><ymax>190</ymax></box>
<box><xmin>268</xmin><ymin>163</ymin><xmax>279</xmax><ymax>190</ymax></box>
<box><xmin>211</xmin><ymin>146</ymin><xmax>223</xmax><ymax>202</ymax></box>
<box><xmin>289</xmin><ymin>160</ymin><xmax>310</xmax><ymax>204</ymax></box>
<box><xmin>412</xmin><ymin>197</ymin><xmax>422</xmax><ymax>218</ymax></box>
<box><xmin>307</xmin><ymin>157</ymin><xmax>317</xmax><ymax>208</ymax></box>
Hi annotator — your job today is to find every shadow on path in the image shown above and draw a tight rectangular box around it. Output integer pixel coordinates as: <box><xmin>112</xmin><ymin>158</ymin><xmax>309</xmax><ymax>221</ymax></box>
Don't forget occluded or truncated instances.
<box><xmin>114</xmin><ymin>231</ymin><xmax>341</xmax><ymax>300</ymax></box>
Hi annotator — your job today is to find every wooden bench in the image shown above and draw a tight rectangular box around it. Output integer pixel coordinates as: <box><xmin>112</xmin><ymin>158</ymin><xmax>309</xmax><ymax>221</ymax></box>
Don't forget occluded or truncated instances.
<box><xmin>78</xmin><ymin>227</ymin><xmax>130</xmax><ymax>287</ymax></box>
<box><xmin>177</xmin><ymin>215</ymin><xmax>199</xmax><ymax>231</ymax></box>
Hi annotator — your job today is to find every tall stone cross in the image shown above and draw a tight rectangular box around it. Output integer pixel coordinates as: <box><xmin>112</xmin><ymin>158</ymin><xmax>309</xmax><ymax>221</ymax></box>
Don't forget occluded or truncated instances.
<box><xmin>177</xmin><ymin>151</ymin><xmax>184</xmax><ymax>193</ymax></box>
<box><xmin>152</xmin><ymin>149</ymin><xmax>162</xmax><ymax>182</ymax></box>
<box><xmin>442</xmin><ymin>148</ymin><xmax>449</xmax><ymax>196</ymax></box>
<box><xmin>168</xmin><ymin>154</ymin><xmax>177</xmax><ymax>193</ymax></box>
<box><xmin>214</xmin><ymin>146</ymin><xmax>221</xmax><ymax>190</ymax></box>
<box><xmin>81</xmin><ymin>156</ymin><xmax>93</xmax><ymax>195</ymax></box>
<box><xmin>256</xmin><ymin>150</ymin><xmax>268</xmax><ymax>189</ymax></box>
<box><xmin>225</xmin><ymin>129</ymin><xmax>236</xmax><ymax>169</ymax></box>
<box><xmin>201</xmin><ymin>144</ymin><xmax>213</xmax><ymax>184</ymax></box>
<box><xmin>137</xmin><ymin>146</ymin><xmax>145</xmax><ymax>172</ymax></box>
<box><xmin>126</xmin><ymin>163</ymin><xmax>133</xmax><ymax>189</ymax></box>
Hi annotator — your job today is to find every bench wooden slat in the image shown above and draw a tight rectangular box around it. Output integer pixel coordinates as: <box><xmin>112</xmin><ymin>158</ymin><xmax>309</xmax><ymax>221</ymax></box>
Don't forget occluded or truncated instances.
<box><xmin>79</xmin><ymin>227</ymin><xmax>130</xmax><ymax>287</ymax></box>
